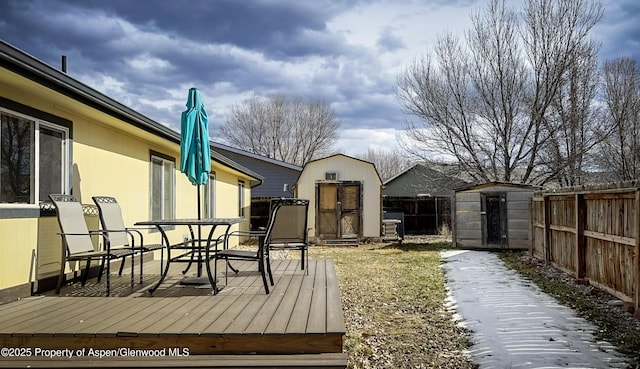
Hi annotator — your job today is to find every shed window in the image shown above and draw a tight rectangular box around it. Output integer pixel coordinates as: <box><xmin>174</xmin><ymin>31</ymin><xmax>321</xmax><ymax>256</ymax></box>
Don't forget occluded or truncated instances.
<box><xmin>0</xmin><ymin>108</ymin><xmax>68</xmax><ymax>205</ymax></box>
<box><xmin>325</xmin><ymin>172</ymin><xmax>338</xmax><ymax>180</ymax></box>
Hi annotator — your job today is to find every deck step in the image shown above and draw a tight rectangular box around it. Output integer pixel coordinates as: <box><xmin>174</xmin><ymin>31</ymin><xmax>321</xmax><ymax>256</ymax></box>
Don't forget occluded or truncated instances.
<box><xmin>322</xmin><ymin>239</ymin><xmax>359</xmax><ymax>246</ymax></box>
<box><xmin>0</xmin><ymin>353</ymin><xmax>349</xmax><ymax>368</ymax></box>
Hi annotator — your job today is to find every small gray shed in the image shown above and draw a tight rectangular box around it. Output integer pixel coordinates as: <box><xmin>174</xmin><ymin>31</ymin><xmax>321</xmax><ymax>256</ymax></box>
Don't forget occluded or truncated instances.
<box><xmin>453</xmin><ymin>182</ymin><xmax>538</xmax><ymax>249</ymax></box>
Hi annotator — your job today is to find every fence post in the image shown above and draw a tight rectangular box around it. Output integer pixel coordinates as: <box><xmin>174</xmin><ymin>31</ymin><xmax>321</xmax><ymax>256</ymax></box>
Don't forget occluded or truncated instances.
<box><xmin>635</xmin><ymin>189</ymin><xmax>640</xmax><ymax>316</ymax></box>
<box><xmin>529</xmin><ymin>197</ymin><xmax>534</xmax><ymax>257</ymax></box>
<box><xmin>576</xmin><ymin>193</ymin><xmax>586</xmax><ymax>279</ymax></box>
<box><xmin>544</xmin><ymin>194</ymin><xmax>551</xmax><ymax>262</ymax></box>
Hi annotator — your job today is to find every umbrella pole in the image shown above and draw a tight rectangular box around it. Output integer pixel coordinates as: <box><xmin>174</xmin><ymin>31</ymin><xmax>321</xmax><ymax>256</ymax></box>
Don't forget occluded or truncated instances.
<box><xmin>180</xmin><ymin>185</ymin><xmax>208</xmax><ymax>285</ymax></box>
<box><xmin>197</xmin><ymin>183</ymin><xmax>202</xmax><ymax>277</ymax></box>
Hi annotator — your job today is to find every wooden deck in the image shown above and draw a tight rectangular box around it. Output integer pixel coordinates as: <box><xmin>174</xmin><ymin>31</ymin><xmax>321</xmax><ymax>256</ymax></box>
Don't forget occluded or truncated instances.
<box><xmin>0</xmin><ymin>258</ymin><xmax>347</xmax><ymax>368</ymax></box>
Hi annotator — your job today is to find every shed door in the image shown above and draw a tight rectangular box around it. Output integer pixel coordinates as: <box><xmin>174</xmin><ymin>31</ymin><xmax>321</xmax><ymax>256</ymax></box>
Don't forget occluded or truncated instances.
<box><xmin>340</xmin><ymin>184</ymin><xmax>360</xmax><ymax>238</ymax></box>
<box><xmin>481</xmin><ymin>192</ymin><xmax>507</xmax><ymax>247</ymax></box>
<box><xmin>317</xmin><ymin>182</ymin><xmax>361</xmax><ymax>239</ymax></box>
<box><xmin>318</xmin><ymin>183</ymin><xmax>339</xmax><ymax>239</ymax></box>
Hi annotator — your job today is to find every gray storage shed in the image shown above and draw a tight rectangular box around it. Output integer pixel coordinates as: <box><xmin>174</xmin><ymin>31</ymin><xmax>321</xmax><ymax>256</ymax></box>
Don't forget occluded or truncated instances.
<box><xmin>453</xmin><ymin>182</ymin><xmax>538</xmax><ymax>249</ymax></box>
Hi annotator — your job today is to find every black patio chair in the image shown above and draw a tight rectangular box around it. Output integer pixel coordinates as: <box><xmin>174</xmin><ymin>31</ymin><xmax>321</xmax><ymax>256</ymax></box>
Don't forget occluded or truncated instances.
<box><xmin>211</xmin><ymin>198</ymin><xmax>310</xmax><ymax>294</ymax></box>
<box><xmin>266</xmin><ymin>198</ymin><xmax>310</xmax><ymax>274</ymax></box>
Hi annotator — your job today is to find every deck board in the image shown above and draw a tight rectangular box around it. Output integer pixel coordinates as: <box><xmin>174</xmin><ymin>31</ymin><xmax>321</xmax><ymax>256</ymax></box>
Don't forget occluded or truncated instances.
<box><xmin>204</xmin><ymin>293</ymin><xmax>256</xmax><ymax>334</ymax></box>
<box><xmin>0</xmin><ymin>259</ymin><xmax>345</xmax><ymax>357</ymax></box>
<box><xmin>139</xmin><ymin>295</ymin><xmax>200</xmax><ymax>334</ymax></box>
<box><xmin>123</xmin><ymin>297</ymin><xmax>187</xmax><ymax>335</ymax></box>
<box><xmin>325</xmin><ymin>260</ymin><xmax>346</xmax><ymax>334</ymax></box>
<box><xmin>38</xmin><ymin>297</ymin><xmax>108</xmax><ymax>334</ymax></box>
<box><xmin>162</xmin><ymin>296</ymin><xmax>224</xmax><ymax>334</ymax></box>
<box><xmin>0</xmin><ymin>353</ymin><xmax>349</xmax><ymax>368</ymax></box>
<box><xmin>0</xmin><ymin>298</ymin><xmax>71</xmax><ymax>332</ymax></box>
<box><xmin>307</xmin><ymin>259</ymin><xmax>328</xmax><ymax>334</ymax></box>
<box><xmin>285</xmin><ymin>262</ymin><xmax>317</xmax><ymax>335</ymax></box>
<box><xmin>264</xmin><ymin>271</ymin><xmax>304</xmax><ymax>335</ymax></box>
<box><xmin>242</xmin><ymin>275</ymin><xmax>289</xmax><ymax>335</ymax></box>
<box><xmin>221</xmin><ymin>293</ymin><xmax>267</xmax><ymax>335</ymax></box>
<box><xmin>78</xmin><ymin>298</ymin><xmax>159</xmax><ymax>335</ymax></box>
<box><xmin>181</xmin><ymin>294</ymin><xmax>241</xmax><ymax>335</ymax></box>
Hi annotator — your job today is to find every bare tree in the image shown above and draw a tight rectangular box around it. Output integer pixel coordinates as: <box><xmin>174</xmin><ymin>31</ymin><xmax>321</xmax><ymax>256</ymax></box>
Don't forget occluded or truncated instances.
<box><xmin>538</xmin><ymin>43</ymin><xmax>606</xmax><ymax>186</ymax></box>
<box><xmin>596</xmin><ymin>57</ymin><xmax>640</xmax><ymax>181</ymax></box>
<box><xmin>354</xmin><ymin>147</ymin><xmax>411</xmax><ymax>182</ymax></box>
<box><xmin>519</xmin><ymin>0</ymin><xmax>604</xmax><ymax>184</ymax></box>
<box><xmin>221</xmin><ymin>94</ymin><xmax>340</xmax><ymax>166</ymax></box>
<box><xmin>397</xmin><ymin>0</ymin><xmax>603</xmax><ymax>185</ymax></box>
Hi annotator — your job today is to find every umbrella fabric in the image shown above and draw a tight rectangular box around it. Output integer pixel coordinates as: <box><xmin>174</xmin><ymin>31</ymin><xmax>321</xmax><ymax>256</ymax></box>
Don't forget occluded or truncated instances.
<box><xmin>180</xmin><ymin>88</ymin><xmax>211</xmax><ymax>186</ymax></box>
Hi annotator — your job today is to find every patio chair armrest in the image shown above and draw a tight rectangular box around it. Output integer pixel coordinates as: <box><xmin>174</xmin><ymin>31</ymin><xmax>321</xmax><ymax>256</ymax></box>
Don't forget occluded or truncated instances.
<box><xmin>126</xmin><ymin>226</ymin><xmax>156</xmax><ymax>233</ymax></box>
<box><xmin>123</xmin><ymin>227</ymin><xmax>144</xmax><ymax>246</ymax></box>
<box><xmin>123</xmin><ymin>227</ymin><xmax>163</xmax><ymax>249</ymax></box>
<box><xmin>219</xmin><ymin>230</ymin><xmax>264</xmax><ymax>252</ymax></box>
<box><xmin>100</xmin><ymin>228</ymin><xmax>144</xmax><ymax>249</ymax></box>
<box><xmin>228</xmin><ymin>230</ymin><xmax>265</xmax><ymax>237</ymax></box>
<box><xmin>57</xmin><ymin>230</ymin><xmax>112</xmax><ymax>252</ymax></box>
<box><xmin>56</xmin><ymin>230</ymin><xmax>108</xmax><ymax>236</ymax></box>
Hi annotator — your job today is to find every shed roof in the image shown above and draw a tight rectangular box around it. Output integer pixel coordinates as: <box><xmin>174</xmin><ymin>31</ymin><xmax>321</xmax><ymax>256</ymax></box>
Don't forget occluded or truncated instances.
<box><xmin>297</xmin><ymin>153</ymin><xmax>382</xmax><ymax>185</ymax></box>
<box><xmin>0</xmin><ymin>39</ymin><xmax>262</xmax><ymax>186</ymax></box>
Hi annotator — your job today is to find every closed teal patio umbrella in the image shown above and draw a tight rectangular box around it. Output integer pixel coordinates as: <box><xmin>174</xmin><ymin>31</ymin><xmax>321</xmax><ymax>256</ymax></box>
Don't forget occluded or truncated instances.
<box><xmin>179</xmin><ymin>87</ymin><xmax>211</xmax><ymax>282</ymax></box>
<box><xmin>180</xmin><ymin>87</ymin><xmax>211</xmax><ymax>188</ymax></box>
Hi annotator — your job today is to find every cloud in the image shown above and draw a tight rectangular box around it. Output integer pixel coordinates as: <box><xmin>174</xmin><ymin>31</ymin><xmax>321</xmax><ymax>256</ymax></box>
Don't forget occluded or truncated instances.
<box><xmin>595</xmin><ymin>0</ymin><xmax>640</xmax><ymax>61</ymax></box>
<box><xmin>377</xmin><ymin>27</ymin><xmax>406</xmax><ymax>52</ymax></box>
<box><xmin>1</xmin><ymin>0</ymin><xmax>638</xmax><ymax>158</ymax></box>
<box><xmin>337</xmin><ymin>128</ymin><xmax>403</xmax><ymax>156</ymax></box>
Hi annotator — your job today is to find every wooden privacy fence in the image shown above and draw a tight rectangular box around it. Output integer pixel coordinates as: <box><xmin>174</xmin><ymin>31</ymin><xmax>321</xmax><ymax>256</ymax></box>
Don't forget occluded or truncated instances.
<box><xmin>532</xmin><ymin>181</ymin><xmax>640</xmax><ymax>313</ymax></box>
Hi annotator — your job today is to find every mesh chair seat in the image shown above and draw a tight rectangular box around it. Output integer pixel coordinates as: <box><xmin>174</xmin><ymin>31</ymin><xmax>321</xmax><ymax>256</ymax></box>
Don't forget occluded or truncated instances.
<box><xmin>67</xmin><ymin>250</ymin><xmax>108</xmax><ymax>260</ymax></box>
<box><xmin>218</xmin><ymin>249</ymin><xmax>259</xmax><ymax>258</ymax></box>
<box><xmin>109</xmin><ymin>248</ymin><xmax>136</xmax><ymax>258</ymax></box>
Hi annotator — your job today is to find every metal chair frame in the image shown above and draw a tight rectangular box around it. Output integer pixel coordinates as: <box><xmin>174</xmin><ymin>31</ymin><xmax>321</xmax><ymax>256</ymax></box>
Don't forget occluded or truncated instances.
<box><xmin>92</xmin><ymin>196</ymin><xmax>165</xmax><ymax>284</ymax></box>
<box><xmin>49</xmin><ymin>194</ymin><xmax>134</xmax><ymax>296</ymax></box>
<box><xmin>212</xmin><ymin>198</ymin><xmax>310</xmax><ymax>294</ymax></box>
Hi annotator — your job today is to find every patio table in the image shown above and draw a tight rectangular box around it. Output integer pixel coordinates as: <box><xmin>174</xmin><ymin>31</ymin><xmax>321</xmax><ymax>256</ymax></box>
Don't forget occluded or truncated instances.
<box><xmin>134</xmin><ymin>217</ymin><xmax>245</xmax><ymax>294</ymax></box>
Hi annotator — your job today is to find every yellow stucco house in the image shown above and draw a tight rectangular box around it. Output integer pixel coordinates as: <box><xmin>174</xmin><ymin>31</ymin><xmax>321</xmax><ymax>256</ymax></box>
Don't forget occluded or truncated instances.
<box><xmin>0</xmin><ymin>40</ymin><xmax>261</xmax><ymax>302</ymax></box>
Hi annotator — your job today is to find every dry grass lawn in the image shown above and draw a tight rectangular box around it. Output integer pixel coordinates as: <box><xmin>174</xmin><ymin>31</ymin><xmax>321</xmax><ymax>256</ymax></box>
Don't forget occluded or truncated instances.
<box><xmin>305</xmin><ymin>237</ymin><xmax>473</xmax><ymax>369</ymax></box>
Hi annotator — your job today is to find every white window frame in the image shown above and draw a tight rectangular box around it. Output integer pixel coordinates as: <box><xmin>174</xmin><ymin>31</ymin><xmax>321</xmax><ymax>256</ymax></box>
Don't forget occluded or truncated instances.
<box><xmin>0</xmin><ymin>107</ymin><xmax>69</xmax><ymax>208</ymax></box>
<box><xmin>150</xmin><ymin>153</ymin><xmax>176</xmax><ymax>221</ymax></box>
<box><xmin>203</xmin><ymin>172</ymin><xmax>216</xmax><ymax>218</ymax></box>
<box><xmin>238</xmin><ymin>180</ymin><xmax>245</xmax><ymax>217</ymax></box>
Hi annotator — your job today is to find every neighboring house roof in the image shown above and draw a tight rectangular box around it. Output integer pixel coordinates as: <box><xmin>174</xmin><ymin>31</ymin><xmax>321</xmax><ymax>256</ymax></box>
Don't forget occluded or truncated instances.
<box><xmin>296</xmin><ymin>153</ymin><xmax>383</xmax><ymax>185</ymax></box>
<box><xmin>384</xmin><ymin>163</ymin><xmax>469</xmax><ymax>197</ymax></box>
<box><xmin>0</xmin><ymin>39</ymin><xmax>262</xmax><ymax>186</ymax></box>
<box><xmin>211</xmin><ymin>142</ymin><xmax>301</xmax><ymax>197</ymax></box>
<box><xmin>454</xmin><ymin>181</ymin><xmax>542</xmax><ymax>192</ymax></box>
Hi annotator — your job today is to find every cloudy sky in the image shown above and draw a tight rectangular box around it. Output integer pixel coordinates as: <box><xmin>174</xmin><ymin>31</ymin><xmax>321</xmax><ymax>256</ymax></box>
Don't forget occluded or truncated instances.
<box><xmin>1</xmin><ymin>0</ymin><xmax>639</xmax><ymax>156</ymax></box>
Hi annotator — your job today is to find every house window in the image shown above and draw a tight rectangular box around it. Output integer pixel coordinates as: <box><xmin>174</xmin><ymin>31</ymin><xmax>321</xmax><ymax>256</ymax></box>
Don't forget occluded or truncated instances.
<box><xmin>150</xmin><ymin>153</ymin><xmax>175</xmax><ymax>220</ymax></box>
<box><xmin>203</xmin><ymin>173</ymin><xmax>215</xmax><ymax>218</ymax></box>
<box><xmin>238</xmin><ymin>181</ymin><xmax>245</xmax><ymax>217</ymax></box>
<box><xmin>0</xmin><ymin>108</ymin><xmax>68</xmax><ymax>204</ymax></box>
